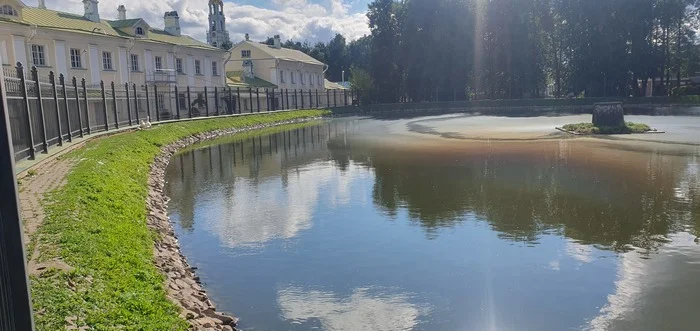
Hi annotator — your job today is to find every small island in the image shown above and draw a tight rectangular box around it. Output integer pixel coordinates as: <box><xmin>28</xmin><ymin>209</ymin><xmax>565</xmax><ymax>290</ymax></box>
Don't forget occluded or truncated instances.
<box><xmin>558</xmin><ymin>102</ymin><xmax>659</xmax><ymax>135</ymax></box>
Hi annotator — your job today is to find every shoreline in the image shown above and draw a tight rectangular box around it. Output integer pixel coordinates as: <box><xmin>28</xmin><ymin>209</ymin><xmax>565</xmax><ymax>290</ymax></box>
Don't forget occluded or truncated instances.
<box><xmin>146</xmin><ymin>117</ymin><xmax>323</xmax><ymax>330</ymax></box>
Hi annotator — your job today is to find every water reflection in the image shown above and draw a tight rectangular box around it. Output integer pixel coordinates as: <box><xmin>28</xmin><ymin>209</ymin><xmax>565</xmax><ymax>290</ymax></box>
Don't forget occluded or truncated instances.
<box><xmin>278</xmin><ymin>286</ymin><xmax>429</xmax><ymax>331</ymax></box>
<box><xmin>164</xmin><ymin>118</ymin><xmax>700</xmax><ymax>331</ymax></box>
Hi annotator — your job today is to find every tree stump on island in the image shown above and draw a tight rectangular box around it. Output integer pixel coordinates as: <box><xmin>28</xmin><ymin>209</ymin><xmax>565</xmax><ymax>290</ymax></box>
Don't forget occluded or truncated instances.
<box><xmin>592</xmin><ymin>102</ymin><xmax>625</xmax><ymax>128</ymax></box>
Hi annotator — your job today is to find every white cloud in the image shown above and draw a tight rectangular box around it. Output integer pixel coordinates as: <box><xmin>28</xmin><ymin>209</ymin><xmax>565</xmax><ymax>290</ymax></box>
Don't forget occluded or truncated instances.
<box><xmin>26</xmin><ymin>0</ymin><xmax>369</xmax><ymax>43</ymax></box>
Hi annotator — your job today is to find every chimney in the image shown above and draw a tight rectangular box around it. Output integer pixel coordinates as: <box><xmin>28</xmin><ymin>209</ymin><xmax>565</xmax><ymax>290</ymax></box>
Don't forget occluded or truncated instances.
<box><xmin>117</xmin><ymin>5</ymin><xmax>126</xmax><ymax>20</ymax></box>
<box><xmin>244</xmin><ymin>33</ymin><xmax>250</xmax><ymax>41</ymax></box>
<box><xmin>164</xmin><ymin>11</ymin><xmax>181</xmax><ymax>36</ymax></box>
<box><xmin>273</xmin><ymin>35</ymin><xmax>281</xmax><ymax>49</ymax></box>
<box><xmin>83</xmin><ymin>0</ymin><xmax>100</xmax><ymax>22</ymax></box>
<box><xmin>38</xmin><ymin>0</ymin><xmax>46</xmax><ymax>9</ymax></box>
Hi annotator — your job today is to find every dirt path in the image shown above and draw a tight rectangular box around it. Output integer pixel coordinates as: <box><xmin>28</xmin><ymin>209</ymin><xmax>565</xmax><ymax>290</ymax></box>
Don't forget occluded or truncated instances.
<box><xmin>18</xmin><ymin>156</ymin><xmax>75</xmax><ymax>275</ymax></box>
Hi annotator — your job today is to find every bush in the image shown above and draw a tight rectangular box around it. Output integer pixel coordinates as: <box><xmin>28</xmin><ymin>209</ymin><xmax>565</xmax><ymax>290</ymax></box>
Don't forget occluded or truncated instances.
<box><xmin>671</xmin><ymin>85</ymin><xmax>700</xmax><ymax>96</ymax></box>
<box><xmin>562</xmin><ymin>122</ymin><xmax>652</xmax><ymax>134</ymax></box>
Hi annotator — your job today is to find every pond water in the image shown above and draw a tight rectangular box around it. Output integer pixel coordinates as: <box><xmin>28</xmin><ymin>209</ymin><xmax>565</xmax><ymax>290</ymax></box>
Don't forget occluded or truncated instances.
<box><xmin>165</xmin><ymin>115</ymin><xmax>700</xmax><ymax>331</ymax></box>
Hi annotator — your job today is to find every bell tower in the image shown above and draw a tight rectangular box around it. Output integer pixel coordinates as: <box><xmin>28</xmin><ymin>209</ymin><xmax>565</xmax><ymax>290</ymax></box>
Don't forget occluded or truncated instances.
<box><xmin>206</xmin><ymin>0</ymin><xmax>230</xmax><ymax>49</ymax></box>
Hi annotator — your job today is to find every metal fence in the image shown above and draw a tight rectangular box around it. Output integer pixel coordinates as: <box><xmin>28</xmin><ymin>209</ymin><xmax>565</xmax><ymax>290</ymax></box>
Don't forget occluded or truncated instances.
<box><xmin>3</xmin><ymin>62</ymin><xmax>356</xmax><ymax>162</ymax></box>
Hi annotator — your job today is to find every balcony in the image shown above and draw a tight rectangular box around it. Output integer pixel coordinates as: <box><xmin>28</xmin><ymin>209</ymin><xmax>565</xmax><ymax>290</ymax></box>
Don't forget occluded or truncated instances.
<box><xmin>146</xmin><ymin>69</ymin><xmax>177</xmax><ymax>84</ymax></box>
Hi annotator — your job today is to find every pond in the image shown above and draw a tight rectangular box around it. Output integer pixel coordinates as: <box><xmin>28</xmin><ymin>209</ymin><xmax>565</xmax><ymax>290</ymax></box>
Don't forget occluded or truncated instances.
<box><xmin>165</xmin><ymin>114</ymin><xmax>700</xmax><ymax>331</ymax></box>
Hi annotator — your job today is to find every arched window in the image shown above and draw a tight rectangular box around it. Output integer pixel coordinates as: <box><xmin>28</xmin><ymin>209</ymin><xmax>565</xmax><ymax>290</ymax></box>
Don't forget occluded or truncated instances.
<box><xmin>211</xmin><ymin>24</ymin><xmax>216</xmax><ymax>32</ymax></box>
<box><xmin>1</xmin><ymin>5</ymin><xmax>18</xmax><ymax>16</ymax></box>
<box><xmin>212</xmin><ymin>42</ymin><xmax>217</xmax><ymax>47</ymax></box>
<box><xmin>135</xmin><ymin>27</ymin><xmax>144</xmax><ymax>36</ymax></box>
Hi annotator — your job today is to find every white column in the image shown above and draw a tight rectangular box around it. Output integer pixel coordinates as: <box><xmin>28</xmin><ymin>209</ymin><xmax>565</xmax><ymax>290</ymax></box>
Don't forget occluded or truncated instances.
<box><xmin>11</xmin><ymin>35</ymin><xmax>27</xmax><ymax>67</ymax></box>
<box><xmin>88</xmin><ymin>44</ymin><xmax>100</xmax><ymax>84</ymax></box>
<box><xmin>166</xmin><ymin>52</ymin><xmax>174</xmax><ymax>70</ymax></box>
<box><xmin>0</xmin><ymin>40</ymin><xmax>9</xmax><ymax>65</ymax></box>
<box><xmin>144</xmin><ymin>50</ymin><xmax>153</xmax><ymax>73</ymax></box>
<box><xmin>186</xmin><ymin>55</ymin><xmax>194</xmax><ymax>86</ymax></box>
<box><xmin>204</xmin><ymin>56</ymin><xmax>211</xmax><ymax>86</ymax></box>
<box><xmin>53</xmin><ymin>40</ymin><xmax>67</xmax><ymax>76</ymax></box>
<box><xmin>118</xmin><ymin>47</ymin><xmax>128</xmax><ymax>84</ymax></box>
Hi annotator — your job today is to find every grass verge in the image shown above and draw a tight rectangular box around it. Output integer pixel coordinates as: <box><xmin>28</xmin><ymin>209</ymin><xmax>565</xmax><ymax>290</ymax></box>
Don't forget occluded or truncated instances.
<box><xmin>30</xmin><ymin>110</ymin><xmax>329</xmax><ymax>330</ymax></box>
<box><xmin>561</xmin><ymin>122</ymin><xmax>653</xmax><ymax>134</ymax></box>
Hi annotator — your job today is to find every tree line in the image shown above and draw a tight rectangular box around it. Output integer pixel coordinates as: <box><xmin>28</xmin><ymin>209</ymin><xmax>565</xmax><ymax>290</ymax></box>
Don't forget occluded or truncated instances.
<box><xmin>267</xmin><ymin>0</ymin><xmax>700</xmax><ymax>103</ymax></box>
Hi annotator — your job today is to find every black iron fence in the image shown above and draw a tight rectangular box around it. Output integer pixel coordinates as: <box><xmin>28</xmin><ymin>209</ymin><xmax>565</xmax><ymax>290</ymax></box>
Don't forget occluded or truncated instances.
<box><xmin>3</xmin><ymin>62</ymin><xmax>355</xmax><ymax>162</ymax></box>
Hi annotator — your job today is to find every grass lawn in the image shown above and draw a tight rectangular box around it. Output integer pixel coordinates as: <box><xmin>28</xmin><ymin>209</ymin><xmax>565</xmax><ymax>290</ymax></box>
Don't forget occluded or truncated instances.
<box><xmin>561</xmin><ymin>122</ymin><xmax>653</xmax><ymax>134</ymax></box>
<box><xmin>29</xmin><ymin>110</ymin><xmax>329</xmax><ymax>330</ymax></box>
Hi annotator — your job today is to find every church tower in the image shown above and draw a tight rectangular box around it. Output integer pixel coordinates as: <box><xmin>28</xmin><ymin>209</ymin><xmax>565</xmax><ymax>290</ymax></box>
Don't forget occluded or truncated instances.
<box><xmin>206</xmin><ymin>0</ymin><xmax>230</xmax><ymax>49</ymax></box>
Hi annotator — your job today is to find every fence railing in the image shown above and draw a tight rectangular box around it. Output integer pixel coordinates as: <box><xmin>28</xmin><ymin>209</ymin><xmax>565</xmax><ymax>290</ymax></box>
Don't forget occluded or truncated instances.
<box><xmin>3</xmin><ymin>63</ymin><xmax>356</xmax><ymax>162</ymax></box>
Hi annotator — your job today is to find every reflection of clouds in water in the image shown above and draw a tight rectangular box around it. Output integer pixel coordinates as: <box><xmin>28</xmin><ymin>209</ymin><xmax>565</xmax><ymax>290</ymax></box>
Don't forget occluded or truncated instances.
<box><xmin>587</xmin><ymin>232</ymin><xmax>700</xmax><ymax>331</ymax></box>
<box><xmin>277</xmin><ymin>286</ymin><xmax>429</xmax><ymax>331</ymax></box>
<box><xmin>566</xmin><ymin>241</ymin><xmax>595</xmax><ymax>264</ymax></box>
<box><xmin>205</xmin><ymin>162</ymin><xmax>371</xmax><ymax>248</ymax></box>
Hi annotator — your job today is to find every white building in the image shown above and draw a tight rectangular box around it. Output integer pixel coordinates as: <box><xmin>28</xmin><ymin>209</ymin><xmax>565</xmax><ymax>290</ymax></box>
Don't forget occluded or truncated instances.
<box><xmin>226</xmin><ymin>35</ymin><xmax>327</xmax><ymax>93</ymax></box>
<box><xmin>0</xmin><ymin>0</ymin><xmax>228</xmax><ymax>88</ymax></box>
<box><xmin>206</xmin><ymin>0</ymin><xmax>230</xmax><ymax>49</ymax></box>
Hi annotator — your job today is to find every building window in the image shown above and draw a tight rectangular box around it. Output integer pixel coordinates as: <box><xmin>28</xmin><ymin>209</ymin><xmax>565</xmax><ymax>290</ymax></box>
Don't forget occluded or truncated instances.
<box><xmin>176</xmin><ymin>58</ymin><xmax>183</xmax><ymax>73</ymax></box>
<box><xmin>318</xmin><ymin>75</ymin><xmax>322</xmax><ymax>86</ymax></box>
<box><xmin>310</xmin><ymin>73</ymin><xmax>314</xmax><ymax>86</ymax></box>
<box><xmin>280</xmin><ymin>70</ymin><xmax>285</xmax><ymax>83</ymax></box>
<box><xmin>102</xmin><ymin>51</ymin><xmax>113</xmax><ymax>70</ymax></box>
<box><xmin>31</xmin><ymin>45</ymin><xmax>46</xmax><ymax>66</ymax></box>
<box><xmin>70</xmin><ymin>48</ymin><xmax>82</xmax><ymax>68</ymax></box>
<box><xmin>195</xmin><ymin>60</ymin><xmax>201</xmax><ymax>75</ymax></box>
<box><xmin>1</xmin><ymin>5</ymin><xmax>18</xmax><ymax>16</ymax></box>
<box><xmin>154</xmin><ymin>56</ymin><xmax>162</xmax><ymax>70</ymax></box>
<box><xmin>241</xmin><ymin>50</ymin><xmax>251</xmax><ymax>58</ymax></box>
<box><xmin>212</xmin><ymin>61</ymin><xmax>218</xmax><ymax>76</ymax></box>
<box><xmin>291</xmin><ymin>71</ymin><xmax>296</xmax><ymax>84</ymax></box>
<box><xmin>300</xmin><ymin>71</ymin><xmax>305</xmax><ymax>85</ymax></box>
<box><xmin>213</xmin><ymin>42</ymin><xmax>218</xmax><ymax>48</ymax></box>
<box><xmin>130</xmin><ymin>54</ymin><xmax>140</xmax><ymax>72</ymax></box>
<box><xmin>136</xmin><ymin>27</ymin><xmax>145</xmax><ymax>36</ymax></box>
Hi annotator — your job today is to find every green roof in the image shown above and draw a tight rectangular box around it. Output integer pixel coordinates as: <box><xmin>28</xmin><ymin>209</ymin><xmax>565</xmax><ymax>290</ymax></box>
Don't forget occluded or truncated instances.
<box><xmin>107</xmin><ymin>19</ymin><xmax>144</xmax><ymax>29</ymax></box>
<box><xmin>8</xmin><ymin>7</ymin><xmax>220</xmax><ymax>51</ymax></box>
<box><xmin>226</xmin><ymin>71</ymin><xmax>278</xmax><ymax>88</ymax></box>
<box><xmin>237</xmin><ymin>41</ymin><xmax>325</xmax><ymax>66</ymax></box>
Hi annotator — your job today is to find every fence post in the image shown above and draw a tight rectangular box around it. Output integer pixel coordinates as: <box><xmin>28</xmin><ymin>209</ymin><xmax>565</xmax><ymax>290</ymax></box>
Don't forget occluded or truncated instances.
<box><xmin>49</xmin><ymin>71</ymin><xmax>63</xmax><ymax>146</ymax></box>
<box><xmin>344</xmin><ymin>89</ymin><xmax>348</xmax><ymax>106</ymax></box>
<box><xmin>59</xmin><ymin>74</ymin><xmax>71</xmax><ymax>142</ymax></box>
<box><xmin>154</xmin><ymin>84</ymin><xmax>161</xmax><ymax>121</ymax></box>
<box><xmin>237</xmin><ymin>87</ymin><xmax>242</xmax><ymax>114</ymax></box>
<box><xmin>174</xmin><ymin>86</ymin><xmax>181</xmax><ymax>120</ymax></box>
<box><xmin>316</xmin><ymin>90</ymin><xmax>320</xmax><ymax>109</ymax></box>
<box><xmin>214</xmin><ymin>87</ymin><xmax>219</xmax><ymax>116</ymax></box>
<box><xmin>286</xmin><ymin>89</ymin><xmax>290</xmax><ymax>110</ymax></box>
<box><xmin>203</xmin><ymin>86</ymin><xmax>209</xmax><ymax>116</ymax></box>
<box><xmin>133</xmin><ymin>84</ymin><xmax>140</xmax><ymax>124</ymax></box>
<box><xmin>144</xmin><ymin>84</ymin><xmax>151</xmax><ymax>121</ymax></box>
<box><xmin>111</xmin><ymin>82</ymin><xmax>119</xmax><ymax>129</ymax></box>
<box><xmin>309</xmin><ymin>90</ymin><xmax>313</xmax><ymax>108</ymax></box>
<box><xmin>265</xmin><ymin>88</ymin><xmax>269</xmax><ymax>112</ymax></box>
<box><xmin>185</xmin><ymin>86</ymin><xmax>192</xmax><ymax>118</ymax></box>
<box><xmin>32</xmin><ymin>66</ymin><xmax>48</xmax><ymax>153</ymax></box>
<box><xmin>17</xmin><ymin>63</ymin><xmax>36</xmax><ymax>159</ymax></box>
<box><xmin>125</xmin><ymin>83</ymin><xmax>132</xmax><ymax>126</ymax></box>
<box><xmin>300</xmin><ymin>89</ymin><xmax>304</xmax><ymax>109</ymax></box>
<box><xmin>327</xmin><ymin>89</ymin><xmax>330</xmax><ymax>107</ymax></box>
<box><xmin>228</xmin><ymin>87</ymin><xmax>234</xmax><ymax>114</ymax></box>
<box><xmin>81</xmin><ymin>78</ymin><xmax>90</xmax><ymax>134</ymax></box>
<box><xmin>334</xmin><ymin>89</ymin><xmax>337</xmax><ymax>107</ymax></box>
<box><xmin>72</xmin><ymin>78</ymin><xmax>83</xmax><ymax>138</ymax></box>
<box><xmin>256</xmin><ymin>88</ymin><xmax>260</xmax><ymax>113</ymax></box>
<box><xmin>248</xmin><ymin>87</ymin><xmax>253</xmax><ymax>113</ymax></box>
<box><xmin>99</xmin><ymin>81</ymin><xmax>109</xmax><ymax>131</ymax></box>
<box><xmin>0</xmin><ymin>61</ymin><xmax>36</xmax><ymax>331</ymax></box>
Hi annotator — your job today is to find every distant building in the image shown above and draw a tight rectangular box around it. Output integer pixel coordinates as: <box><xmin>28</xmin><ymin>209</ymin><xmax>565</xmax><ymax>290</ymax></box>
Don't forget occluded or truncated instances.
<box><xmin>0</xmin><ymin>0</ymin><xmax>228</xmax><ymax>88</ymax></box>
<box><xmin>226</xmin><ymin>35</ymin><xmax>327</xmax><ymax>92</ymax></box>
<box><xmin>206</xmin><ymin>0</ymin><xmax>230</xmax><ymax>49</ymax></box>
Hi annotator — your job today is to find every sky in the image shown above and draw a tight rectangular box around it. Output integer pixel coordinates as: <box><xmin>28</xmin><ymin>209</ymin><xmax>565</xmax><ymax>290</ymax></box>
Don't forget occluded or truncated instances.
<box><xmin>24</xmin><ymin>0</ymin><xmax>371</xmax><ymax>43</ymax></box>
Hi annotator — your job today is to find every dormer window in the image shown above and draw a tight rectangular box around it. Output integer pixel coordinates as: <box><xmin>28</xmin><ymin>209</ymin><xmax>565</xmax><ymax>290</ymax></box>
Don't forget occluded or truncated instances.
<box><xmin>241</xmin><ymin>50</ymin><xmax>251</xmax><ymax>58</ymax></box>
<box><xmin>135</xmin><ymin>27</ymin><xmax>145</xmax><ymax>36</ymax></box>
<box><xmin>1</xmin><ymin>5</ymin><xmax>18</xmax><ymax>16</ymax></box>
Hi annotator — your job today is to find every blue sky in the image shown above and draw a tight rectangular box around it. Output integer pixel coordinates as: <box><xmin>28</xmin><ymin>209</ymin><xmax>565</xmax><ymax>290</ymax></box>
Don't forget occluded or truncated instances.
<box><xmin>26</xmin><ymin>0</ymin><xmax>371</xmax><ymax>43</ymax></box>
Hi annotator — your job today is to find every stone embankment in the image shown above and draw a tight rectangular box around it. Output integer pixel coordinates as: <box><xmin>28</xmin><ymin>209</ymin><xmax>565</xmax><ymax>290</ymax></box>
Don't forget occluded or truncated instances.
<box><xmin>146</xmin><ymin>119</ymin><xmax>320</xmax><ymax>330</ymax></box>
